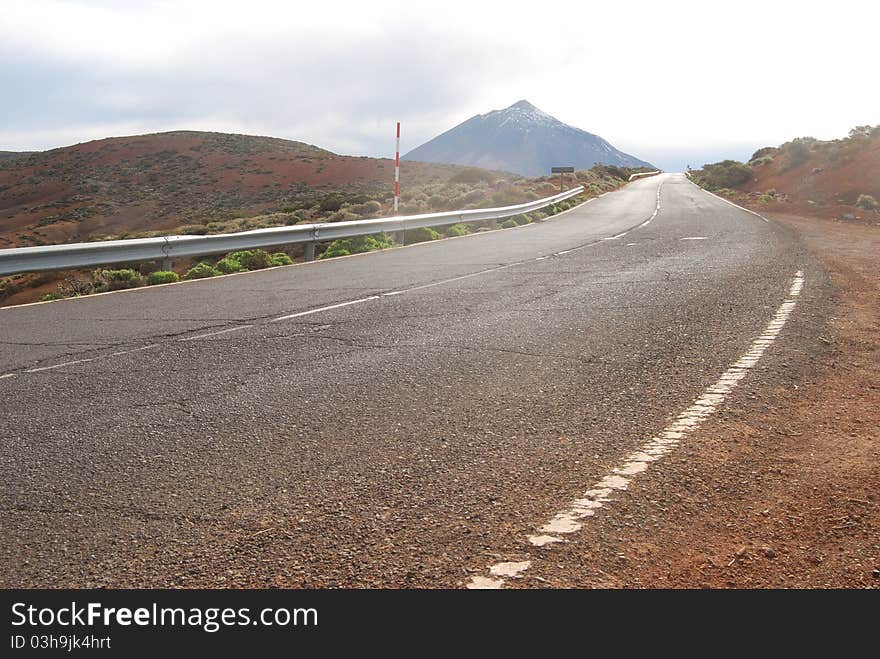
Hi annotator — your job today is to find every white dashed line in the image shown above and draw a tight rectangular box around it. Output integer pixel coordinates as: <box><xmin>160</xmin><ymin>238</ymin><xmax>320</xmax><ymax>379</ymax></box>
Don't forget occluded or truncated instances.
<box><xmin>467</xmin><ymin>269</ymin><xmax>805</xmax><ymax>588</ymax></box>
<box><xmin>26</xmin><ymin>358</ymin><xmax>95</xmax><ymax>373</ymax></box>
<box><xmin>680</xmin><ymin>236</ymin><xmax>708</xmax><ymax>241</ymax></box>
<box><xmin>271</xmin><ymin>296</ymin><xmax>381</xmax><ymax>322</ymax></box>
<box><xmin>108</xmin><ymin>344</ymin><xmax>160</xmax><ymax>356</ymax></box>
<box><xmin>180</xmin><ymin>326</ymin><xmax>253</xmax><ymax>341</ymax></box>
<box><xmin>0</xmin><ymin>373</ymin><xmax>15</xmax><ymax>380</ymax></box>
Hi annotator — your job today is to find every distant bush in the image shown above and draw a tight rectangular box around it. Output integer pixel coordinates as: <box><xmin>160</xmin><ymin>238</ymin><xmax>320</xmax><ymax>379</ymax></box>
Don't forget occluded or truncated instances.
<box><xmin>492</xmin><ymin>188</ymin><xmax>528</xmax><ymax>205</ymax></box>
<box><xmin>93</xmin><ymin>268</ymin><xmax>143</xmax><ymax>292</ymax></box>
<box><xmin>176</xmin><ymin>224</ymin><xmax>209</xmax><ymax>235</ymax></box>
<box><xmin>778</xmin><ymin>137</ymin><xmax>815</xmax><ymax>171</ymax></box>
<box><xmin>499</xmin><ymin>219</ymin><xmax>518</xmax><ymax>229</ymax></box>
<box><xmin>593</xmin><ymin>164</ymin><xmax>629</xmax><ymax>181</ymax></box>
<box><xmin>445</xmin><ymin>223</ymin><xmax>470</xmax><ymax>237</ymax></box>
<box><xmin>856</xmin><ymin>194</ymin><xmax>879</xmax><ymax>210</ymax></box>
<box><xmin>693</xmin><ymin>160</ymin><xmax>753</xmax><ymax>190</ymax></box>
<box><xmin>319</xmin><ymin>194</ymin><xmax>344</xmax><ymax>212</ymax></box>
<box><xmin>41</xmin><ymin>292</ymin><xmax>63</xmax><ymax>301</ymax></box>
<box><xmin>327</xmin><ymin>210</ymin><xmax>360</xmax><ymax>223</ymax></box>
<box><xmin>349</xmin><ymin>200</ymin><xmax>382</xmax><ymax>216</ymax></box>
<box><xmin>450</xmin><ymin>167</ymin><xmax>495</xmax><ymax>184</ymax></box>
<box><xmin>146</xmin><ymin>271</ymin><xmax>180</xmax><ymax>285</ymax></box>
<box><xmin>460</xmin><ymin>190</ymin><xmax>485</xmax><ymax>205</ymax></box>
<box><xmin>749</xmin><ymin>146</ymin><xmax>777</xmax><ymax>162</ymax></box>
<box><xmin>270</xmin><ymin>252</ymin><xmax>293</xmax><ymax>266</ymax></box>
<box><xmin>404</xmin><ymin>227</ymin><xmax>440</xmax><ymax>243</ymax></box>
<box><xmin>183</xmin><ymin>262</ymin><xmax>221</xmax><ymax>280</ymax></box>
<box><xmin>428</xmin><ymin>194</ymin><xmax>447</xmax><ymax>210</ymax></box>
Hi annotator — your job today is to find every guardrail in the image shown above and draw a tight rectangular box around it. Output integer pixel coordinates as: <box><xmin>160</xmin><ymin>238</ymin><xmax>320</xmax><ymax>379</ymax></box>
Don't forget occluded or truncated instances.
<box><xmin>628</xmin><ymin>170</ymin><xmax>661</xmax><ymax>181</ymax></box>
<box><xmin>0</xmin><ymin>186</ymin><xmax>585</xmax><ymax>276</ymax></box>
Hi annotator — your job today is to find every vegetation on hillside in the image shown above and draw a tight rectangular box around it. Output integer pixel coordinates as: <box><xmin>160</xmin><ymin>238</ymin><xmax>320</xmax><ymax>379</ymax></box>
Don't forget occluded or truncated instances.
<box><xmin>1</xmin><ymin>145</ymin><xmax>649</xmax><ymax>305</ymax></box>
<box><xmin>688</xmin><ymin>126</ymin><xmax>880</xmax><ymax>219</ymax></box>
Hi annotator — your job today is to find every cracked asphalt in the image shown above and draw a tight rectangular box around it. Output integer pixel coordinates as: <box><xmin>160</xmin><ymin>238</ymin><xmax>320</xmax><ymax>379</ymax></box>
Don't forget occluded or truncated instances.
<box><xmin>0</xmin><ymin>174</ymin><xmax>825</xmax><ymax>587</ymax></box>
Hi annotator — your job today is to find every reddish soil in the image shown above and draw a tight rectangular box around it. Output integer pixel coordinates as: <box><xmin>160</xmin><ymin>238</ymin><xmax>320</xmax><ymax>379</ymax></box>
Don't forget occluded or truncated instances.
<box><xmin>736</xmin><ymin>134</ymin><xmax>880</xmax><ymax>222</ymax></box>
<box><xmin>547</xmin><ymin>210</ymin><xmax>879</xmax><ymax>588</ymax></box>
<box><xmin>0</xmin><ymin>131</ymin><xmax>485</xmax><ymax>249</ymax></box>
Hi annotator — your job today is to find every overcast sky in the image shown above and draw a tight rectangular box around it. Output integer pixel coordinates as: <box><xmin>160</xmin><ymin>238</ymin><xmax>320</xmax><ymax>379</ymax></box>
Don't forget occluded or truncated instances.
<box><xmin>2</xmin><ymin>0</ymin><xmax>878</xmax><ymax>171</ymax></box>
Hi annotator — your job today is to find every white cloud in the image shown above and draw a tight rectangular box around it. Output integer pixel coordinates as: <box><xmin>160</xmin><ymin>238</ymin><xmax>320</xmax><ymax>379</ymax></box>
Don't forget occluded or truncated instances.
<box><xmin>2</xmin><ymin>0</ymin><xmax>878</xmax><ymax>168</ymax></box>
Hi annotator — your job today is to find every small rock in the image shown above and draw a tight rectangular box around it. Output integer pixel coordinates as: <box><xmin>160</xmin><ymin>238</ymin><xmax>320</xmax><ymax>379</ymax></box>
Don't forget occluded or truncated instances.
<box><xmin>762</xmin><ymin>547</ymin><xmax>776</xmax><ymax>559</ymax></box>
<box><xmin>872</xmin><ymin>569</ymin><xmax>880</xmax><ymax>579</ymax></box>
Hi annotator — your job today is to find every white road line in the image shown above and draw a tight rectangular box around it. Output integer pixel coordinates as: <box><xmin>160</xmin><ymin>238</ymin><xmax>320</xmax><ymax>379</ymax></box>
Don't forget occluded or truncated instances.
<box><xmin>0</xmin><ymin>373</ymin><xmax>15</xmax><ymax>380</ymax></box>
<box><xmin>108</xmin><ymin>344</ymin><xmax>160</xmax><ymax>356</ymax></box>
<box><xmin>180</xmin><ymin>326</ymin><xmax>253</xmax><ymax>341</ymax></box>
<box><xmin>271</xmin><ymin>296</ymin><xmax>381</xmax><ymax>322</ymax></box>
<box><xmin>26</xmin><ymin>357</ymin><xmax>95</xmax><ymax>373</ymax></box>
<box><xmin>467</xmin><ymin>269</ymin><xmax>805</xmax><ymax>589</ymax></box>
<box><xmin>694</xmin><ymin>182</ymin><xmax>771</xmax><ymax>222</ymax></box>
<box><xmin>680</xmin><ymin>236</ymin><xmax>708</xmax><ymax>241</ymax></box>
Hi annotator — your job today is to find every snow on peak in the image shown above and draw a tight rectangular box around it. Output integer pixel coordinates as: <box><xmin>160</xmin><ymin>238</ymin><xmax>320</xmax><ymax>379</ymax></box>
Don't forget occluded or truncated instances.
<box><xmin>491</xmin><ymin>100</ymin><xmax>557</xmax><ymax>128</ymax></box>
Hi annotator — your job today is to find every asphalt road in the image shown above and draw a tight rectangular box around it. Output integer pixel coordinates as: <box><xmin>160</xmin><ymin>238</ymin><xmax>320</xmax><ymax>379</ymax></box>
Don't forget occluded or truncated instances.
<box><xmin>0</xmin><ymin>174</ymin><xmax>823</xmax><ymax>587</ymax></box>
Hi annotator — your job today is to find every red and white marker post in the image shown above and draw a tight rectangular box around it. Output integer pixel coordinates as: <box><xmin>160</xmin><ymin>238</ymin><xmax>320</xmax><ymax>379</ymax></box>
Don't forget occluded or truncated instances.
<box><xmin>393</xmin><ymin>121</ymin><xmax>400</xmax><ymax>215</ymax></box>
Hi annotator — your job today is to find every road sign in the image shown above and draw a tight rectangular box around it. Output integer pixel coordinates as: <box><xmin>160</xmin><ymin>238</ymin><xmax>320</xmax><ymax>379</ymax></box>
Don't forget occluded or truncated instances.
<box><xmin>551</xmin><ymin>166</ymin><xmax>574</xmax><ymax>192</ymax></box>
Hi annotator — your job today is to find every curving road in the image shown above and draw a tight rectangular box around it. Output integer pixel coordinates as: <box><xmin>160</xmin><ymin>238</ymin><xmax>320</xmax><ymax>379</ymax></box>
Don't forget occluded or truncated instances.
<box><xmin>0</xmin><ymin>174</ymin><xmax>822</xmax><ymax>587</ymax></box>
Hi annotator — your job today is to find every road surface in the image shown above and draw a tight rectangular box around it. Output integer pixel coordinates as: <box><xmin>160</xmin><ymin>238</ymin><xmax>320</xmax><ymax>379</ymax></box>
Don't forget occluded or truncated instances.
<box><xmin>0</xmin><ymin>174</ymin><xmax>823</xmax><ymax>587</ymax></box>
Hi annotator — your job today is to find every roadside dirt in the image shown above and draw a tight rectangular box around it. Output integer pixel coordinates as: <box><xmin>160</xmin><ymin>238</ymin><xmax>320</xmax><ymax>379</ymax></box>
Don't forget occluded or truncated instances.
<box><xmin>533</xmin><ymin>212</ymin><xmax>879</xmax><ymax>588</ymax></box>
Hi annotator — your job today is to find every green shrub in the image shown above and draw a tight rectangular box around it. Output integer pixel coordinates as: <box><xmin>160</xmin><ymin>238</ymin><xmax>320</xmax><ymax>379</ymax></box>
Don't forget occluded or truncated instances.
<box><xmin>404</xmin><ymin>227</ymin><xmax>440</xmax><ymax>243</ymax></box>
<box><xmin>183</xmin><ymin>262</ymin><xmax>221</xmax><ymax>280</ymax></box>
<box><xmin>41</xmin><ymin>292</ymin><xmax>63</xmax><ymax>301</ymax></box>
<box><xmin>445</xmin><ymin>223</ymin><xmax>470</xmax><ymax>237</ymax></box>
<box><xmin>228</xmin><ymin>249</ymin><xmax>273</xmax><ymax>270</ymax></box>
<box><xmin>499</xmin><ymin>218</ymin><xmax>518</xmax><ymax>229</ymax></box>
<box><xmin>319</xmin><ymin>233</ymin><xmax>394</xmax><ymax>259</ymax></box>
<box><xmin>146</xmin><ymin>271</ymin><xmax>180</xmax><ymax>285</ymax></box>
<box><xmin>270</xmin><ymin>252</ymin><xmax>294</xmax><ymax>266</ymax></box>
<box><xmin>215</xmin><ymin>255</ymin><xmax>243</xmax><ymax>274</ymax></box>
<box><xmin>855</xmin><ymin>194</ymin><xmax>879</xmax><ymax>210</ymax></box>
<box><xmin>320</xmin><ymin>246</ymin><xmax>350</xmax><ymax>259</ymax></box>
<box><xmin>93</xmin><ymin>268</ymin><xmax>143</xmax><ymax>292</ymax></box>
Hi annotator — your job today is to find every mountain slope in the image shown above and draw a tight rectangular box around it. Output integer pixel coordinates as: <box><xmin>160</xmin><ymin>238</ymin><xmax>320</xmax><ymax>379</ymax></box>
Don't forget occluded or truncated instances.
<box><xmin>404</xmin><ymin>100</ymin><xmax>653</xmax><ymax>176</ymax></box>
<box><xmin>0</xmin><ymin>131</ymin><xmax>494</xmax><ymax>248</ymax></box>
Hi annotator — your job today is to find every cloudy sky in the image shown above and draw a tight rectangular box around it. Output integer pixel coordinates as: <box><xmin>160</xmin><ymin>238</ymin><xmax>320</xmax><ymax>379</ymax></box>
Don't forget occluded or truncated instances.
<box><xmin>2</xmin><ymin>0</ymin><xmax>878</xmax><ymax>171</ymax></box>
